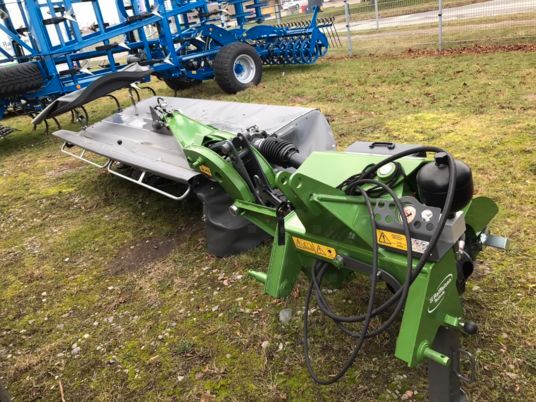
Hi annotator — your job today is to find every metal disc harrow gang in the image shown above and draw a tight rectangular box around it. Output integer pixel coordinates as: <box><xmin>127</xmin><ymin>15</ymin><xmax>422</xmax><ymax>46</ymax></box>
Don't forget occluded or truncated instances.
<box><xmin>270</xmin><ymin>16</ymin><xmax>342</xmax><ymax>58</ymax></box>
<box><xmin>258</xmin><ymin>16</ymin><xmax>339</xmax><ymax>65</ymax></box>
<box><xmin>0</xmin><ymin>0</ymin><xmax>333</xmax><ymax>134</ymax></box>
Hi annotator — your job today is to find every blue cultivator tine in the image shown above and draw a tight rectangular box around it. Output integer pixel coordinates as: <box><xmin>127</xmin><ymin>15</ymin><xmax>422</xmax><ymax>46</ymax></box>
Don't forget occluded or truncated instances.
<box><xmin>319</xmin><ymin>18</ymin><xmax>335</xmax><ymax>47</ymax></box>
<box><xmin>330</xmin><ymin>17</ymin><xmax>342</xmax><ymax>47</ymax></box>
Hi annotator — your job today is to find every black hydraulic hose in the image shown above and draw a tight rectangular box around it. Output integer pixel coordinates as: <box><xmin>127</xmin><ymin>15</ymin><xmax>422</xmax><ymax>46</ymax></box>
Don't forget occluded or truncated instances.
<box><xmin>304</xmin><ymin>185</ymin><xmax>381</xmax><ymax>384</ymax></box>
<box><xmin>304</xmin><ymin>179</ymin><xmax>412</xmax><ymax>385</ymax></box>
<box><xmin>303</xmin><ymin>147</ymin><xmax>457</xmax><ymax>384</ymax></box>
<box><xmin>341</xmin><ymin>162</ymin><xmax>405</xmax><ymax>199</ymax></box>
<box><xmin>347</xmin><ymin>146</ymin><xmax>457</xmax><ymax>285</ymax></box>
<box><xmin>312</xmin><ymin>178</ymin><xmax>413</xmax><ymax>326</ymax></box>
<box><xmin>314</xmin><ymin>163</ymin><xmax>456</xmax><ymax>333</ymax></box>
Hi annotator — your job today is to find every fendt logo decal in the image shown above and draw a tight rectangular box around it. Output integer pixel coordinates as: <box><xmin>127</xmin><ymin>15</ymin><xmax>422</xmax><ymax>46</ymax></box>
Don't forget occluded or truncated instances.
<box><xmin>427</xmin><ymin>274</ymin><xmax>453</xmax><ymax>314</ymax></box>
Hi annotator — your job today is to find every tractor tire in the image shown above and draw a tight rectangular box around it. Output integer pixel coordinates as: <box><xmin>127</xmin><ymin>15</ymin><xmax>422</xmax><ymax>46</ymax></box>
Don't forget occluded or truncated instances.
<box><xmin>163</xmin><ymin>77</ymin><xmax>202</xmax><ymax>91</ymax></box>
<box><xmin>0</xmin><ymin>62</ymin><xmax>44</xmax><ymax>98</ymax></box>
<box><xmin>214</xmin><ymin>42</ymin><xmax>262</xmax><ymax>94</ymax></box>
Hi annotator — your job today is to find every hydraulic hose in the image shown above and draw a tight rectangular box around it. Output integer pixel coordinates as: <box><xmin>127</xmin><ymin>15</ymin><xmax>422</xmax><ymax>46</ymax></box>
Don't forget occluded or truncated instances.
<box><xmin>310</xmin><ymin>179</ymin><xmax>414</xmax><ymax>342</ymax></box>
<box><xmin>303</xmin><ymin>147</ymin><xmax>457</xmax><ymax>384</ymax></box>
<box><xmin>305</xmin><ymin>185</ymin><xmax>382</xmax><ymax>384</ymax></box>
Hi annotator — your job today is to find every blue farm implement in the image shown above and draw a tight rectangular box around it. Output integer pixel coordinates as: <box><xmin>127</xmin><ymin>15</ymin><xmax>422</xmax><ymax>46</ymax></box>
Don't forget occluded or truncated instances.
<box><xmin>0</xmin><ymin>0</ymin><xmax>337</xmax><ymax>133</ymax></box>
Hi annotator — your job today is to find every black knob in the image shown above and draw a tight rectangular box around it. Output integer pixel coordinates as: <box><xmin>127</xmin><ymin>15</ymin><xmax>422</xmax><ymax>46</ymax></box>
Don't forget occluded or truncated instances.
<box><xmin>434</xmin><ymin>152</ymin><xmax>449</xmax><ymax>166</ymax></box>
<box><xmin>463</xmin><ymin>321</ymin><xmax>478</xmax><ymax>335</ymax></box>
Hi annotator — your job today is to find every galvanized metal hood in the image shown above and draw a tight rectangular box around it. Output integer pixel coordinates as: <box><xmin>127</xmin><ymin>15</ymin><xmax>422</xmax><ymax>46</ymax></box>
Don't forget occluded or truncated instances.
<box><xmin>52</xmin><ymin>96</ymin><xmax>336</xmax><ymax>183</ymax></box>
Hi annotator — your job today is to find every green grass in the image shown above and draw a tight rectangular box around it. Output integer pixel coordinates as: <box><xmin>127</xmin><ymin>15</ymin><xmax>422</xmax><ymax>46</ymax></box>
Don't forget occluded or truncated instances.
<box><xmin>1</xmin><ymin>49</ymin><xmax>535</xmax><ymax>401</ymax></box>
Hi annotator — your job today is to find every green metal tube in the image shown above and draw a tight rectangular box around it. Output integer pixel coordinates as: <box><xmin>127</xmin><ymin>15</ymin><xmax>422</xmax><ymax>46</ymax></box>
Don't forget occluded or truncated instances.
<box><xmin>248</xmin><ymin>270</ymin><xmax>267</xmax><ymax>284</ymax></box>
<box><xmin>420</xmin><ymin>344</ymin><xmax>450</xmax><ymax>367</ymax></box>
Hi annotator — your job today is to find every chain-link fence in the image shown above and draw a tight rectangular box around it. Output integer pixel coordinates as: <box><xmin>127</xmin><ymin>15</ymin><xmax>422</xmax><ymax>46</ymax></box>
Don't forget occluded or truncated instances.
<box><xmin>341</xmin><ymin>0</ymin><xmax>536</xmax><ymax>53</ymax></box>
<box><xmin>272</xmin><ymin>0</ymin><xmax>536</xmax><ymax>54</ymax></box>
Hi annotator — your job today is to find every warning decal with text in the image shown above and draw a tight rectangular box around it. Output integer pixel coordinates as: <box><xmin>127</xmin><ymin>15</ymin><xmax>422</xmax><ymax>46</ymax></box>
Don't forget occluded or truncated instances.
<box><xmin>376</xmin><ymin>229</ymin><xmax>408</xmax><ymax>251</ymax></box>
<box><xmin>376</xmin><ymin>229</ymin><xmax>430</xmax><ymax>254</ymax></box>
<box><xmin>292</xmin><ymin>237</ymin><xmax>337</xmax><ymax>260</ymax></box>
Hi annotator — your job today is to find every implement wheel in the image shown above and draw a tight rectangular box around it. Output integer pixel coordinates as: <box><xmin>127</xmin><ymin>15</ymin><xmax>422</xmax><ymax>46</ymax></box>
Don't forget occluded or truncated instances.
<box><xmin>163</xmin><ymin>77</ymin><xmax>202</xmax><ymax>91</ymax></box>
<box><xmin>214</xmin><ymin>42</ymin><xmax>262</xmax><ymax>94</ymax></box>
<box><xmin>0</xmin><ymin>62</ymin><xmax>43</xmax><ymax>98</ymax></box>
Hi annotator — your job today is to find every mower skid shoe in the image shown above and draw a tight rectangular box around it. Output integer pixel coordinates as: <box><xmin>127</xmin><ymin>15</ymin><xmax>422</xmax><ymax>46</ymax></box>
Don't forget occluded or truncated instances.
<box><xmin>428</xmin><ymin>326</ymin><xmax>468</xmax><ymax>402</ymax></box>
<box><xmin>193</xmin><ymin>179</ymin><xmax>270</xmax><ymax>257</ymax></box>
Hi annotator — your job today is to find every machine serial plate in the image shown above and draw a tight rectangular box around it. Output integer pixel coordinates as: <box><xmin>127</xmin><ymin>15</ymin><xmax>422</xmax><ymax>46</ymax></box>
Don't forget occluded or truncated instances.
<box><xmin>292</xmin><ymin>237</ymin><xmax>337</xmax><ymax>260</ymax></box>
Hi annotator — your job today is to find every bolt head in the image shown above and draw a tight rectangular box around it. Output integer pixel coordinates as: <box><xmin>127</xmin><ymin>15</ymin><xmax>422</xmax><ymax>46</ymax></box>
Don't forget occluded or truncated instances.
<box><xmin>229</xmin><ymin>205</ymin><xmax>239</xmax><ymax>216</ymax></box>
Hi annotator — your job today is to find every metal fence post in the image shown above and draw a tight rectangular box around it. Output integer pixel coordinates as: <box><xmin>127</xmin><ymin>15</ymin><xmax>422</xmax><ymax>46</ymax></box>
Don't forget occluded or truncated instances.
<box><xmin>374</xmin><ymin>0</ymin><xmax>380</xmax><ymax>30</ymax></box>
<box><xmin>438</xmin><ymin>0</ymin><xmax>443</xmax><ymax>51</ymax></box>
<box><xmin>344</xmin><ymin>0</ymin><xmax>352</xmax><ymax>56</ymax></box>
<box><xmin>275</xmin><ymin>0</ymin><xmax>282</xmax><ymax>25</ymax></box>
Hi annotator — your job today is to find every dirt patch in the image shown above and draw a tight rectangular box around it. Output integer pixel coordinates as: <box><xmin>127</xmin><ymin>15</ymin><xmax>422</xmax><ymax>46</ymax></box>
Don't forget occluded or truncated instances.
<box><xmin>328</xmin><ymin>43</ymin><xmax>536</xmax><ymax>61</ymax></box>
<box><xmin>108</xmin><ymin>235</ymin><xmax>182</xmax><ymax>274</ymax></box>
<box><xmin>403</xmin><ymin>43</ymin><xmax>536</xmax><ymax>58</ymax></box>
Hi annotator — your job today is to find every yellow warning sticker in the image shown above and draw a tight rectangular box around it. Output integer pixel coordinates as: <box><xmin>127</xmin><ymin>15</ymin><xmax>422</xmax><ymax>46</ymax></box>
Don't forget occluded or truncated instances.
<box><xmin>292</xmin><ymin>237</ymin><xmax>337</xmax><ymax>260</ymax></box>
<box><xmin>376</xmin><ymin>229</ymin><xmax>408</xmax><ymax>251</ymax></box>
<box><xmin>199</xmin><ymin>164</ymin><xmax>212</xmax><ymax>177</ymax></box>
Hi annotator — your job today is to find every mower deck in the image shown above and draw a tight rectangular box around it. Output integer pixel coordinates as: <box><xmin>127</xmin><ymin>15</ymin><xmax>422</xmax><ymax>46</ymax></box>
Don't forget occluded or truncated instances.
<box><xmin>52</xmin><ymin>97</ymin><xmax>336</xmax><ymax>257</ymax></box>
<box><xmin>52</xmin><ymin>96</ymin><xmax>336</xmax><ymax>185</ymax></box>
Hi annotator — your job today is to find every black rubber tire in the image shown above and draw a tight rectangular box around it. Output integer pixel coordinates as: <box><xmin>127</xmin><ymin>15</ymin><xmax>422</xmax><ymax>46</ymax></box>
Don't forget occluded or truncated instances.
<box><xmin>163</xmin><ymin>77</ymin><xmax>202</xmax><ymax>91</ymax></box>
<box><xmin>0</xmin><ymin>62</ymin><xmax>44</xmax><ymax>98</ymax></box>
<box><xmin>214</xmin><ymin>42</ymin><xmax>262</xmax><ymax>94</ymax></box>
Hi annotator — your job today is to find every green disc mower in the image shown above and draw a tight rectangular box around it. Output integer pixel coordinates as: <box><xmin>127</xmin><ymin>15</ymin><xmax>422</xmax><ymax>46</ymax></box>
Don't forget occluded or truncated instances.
<box><xmin>37</xmin><ymin>80</ymin><xmax>508</xmax><ymax>401</ymax></box>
